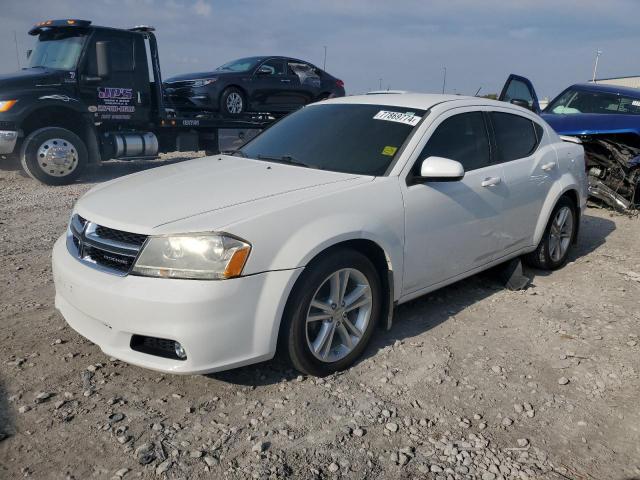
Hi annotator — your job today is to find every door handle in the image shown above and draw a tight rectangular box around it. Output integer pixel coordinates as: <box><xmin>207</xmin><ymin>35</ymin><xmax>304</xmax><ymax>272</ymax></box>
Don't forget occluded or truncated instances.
<box><xmin>280</xmin><ymin>79</ymin><xmax>291</xmax><ymax>83</ymax></box>
<box><xmin>481</xmin><ymin>177</ymin><xmax>501</xmax><ymax>187</ymax></box>
<box><xmin>541</xmin><ymin>162</ymin><xmax>556</xmax><ymax>171</ymax></box>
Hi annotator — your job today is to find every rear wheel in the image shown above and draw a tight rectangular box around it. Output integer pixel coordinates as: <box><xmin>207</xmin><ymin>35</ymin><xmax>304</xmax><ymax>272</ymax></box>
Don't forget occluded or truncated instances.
<box><xmin>220</xmin><ymin>87</ymin><xmax>246</xmax><ymax>116</ymax></box>
<box><xmin>524</xmin><ymin>196</ymin><xmax>576</xmax><ymax>270</ymax></box>
<box><xmin>20</xmin><ymin>127</ymin><xmax>87</xmax><ymax>185</ymax></box>
<box><xmin>281</xmin><ymin>249</ymin><xmax>382</xmax><ymax>376</ymax></box>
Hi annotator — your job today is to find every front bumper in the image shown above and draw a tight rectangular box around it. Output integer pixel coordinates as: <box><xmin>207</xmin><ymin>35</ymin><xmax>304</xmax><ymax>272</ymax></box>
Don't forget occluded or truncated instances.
<box><xmin>52</xmin><ymin>235</ymin><xmax>302</xmax><ymax>374</ymax></box>
<box><xmin>0</xmin><ymin>131</ymin><xmax>18</xmax><ymax>154</ymax></box>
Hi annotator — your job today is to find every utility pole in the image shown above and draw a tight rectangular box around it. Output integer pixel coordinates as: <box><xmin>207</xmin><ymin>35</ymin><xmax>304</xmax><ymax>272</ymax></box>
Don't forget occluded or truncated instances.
<box><xmin>442</xmin><ymin>66</ymin><xmax>447</xmax><ymax>94</ymax></box>
<box><xmin>592</xmin><ymin>49</ymin><xmax>602</xmax><ymax>82</ymax></box>
<box><xmin>379</xmin><ymin>78</ymin><xmax>382</xmax><ymax>90</ymax></box>
<box><xmin>14</xmin><ymin>31</ymin><xmax>21</xmax><ymax>69</ymax></box>
<box><xmin>323</xmin><ymin>46</ymin><xmax>327</xmax><ymax>70</ymax></box>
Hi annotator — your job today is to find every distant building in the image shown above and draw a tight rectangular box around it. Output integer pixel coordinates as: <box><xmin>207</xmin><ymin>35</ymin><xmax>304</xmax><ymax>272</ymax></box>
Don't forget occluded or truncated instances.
<box><xmin>590</xmin><ymin>75</ymin><xmax>640</xmax><ymax>89</ymax></box>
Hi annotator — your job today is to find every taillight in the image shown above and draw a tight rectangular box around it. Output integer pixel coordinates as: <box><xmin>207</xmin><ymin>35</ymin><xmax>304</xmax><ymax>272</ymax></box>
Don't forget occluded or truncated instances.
<box><xmin>336</xmin><ymin>79</ymin><xmax>344</xmax><ymax>88</ymax></box>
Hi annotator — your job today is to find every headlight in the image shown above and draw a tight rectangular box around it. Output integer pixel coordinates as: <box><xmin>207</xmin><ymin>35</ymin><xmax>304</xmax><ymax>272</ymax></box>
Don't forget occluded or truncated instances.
<box><xmin>191</xmin><ymin>78</ymin><xmax>217</xmax><ymax>88</ymax></box>
<box><xmin>132</xmin><ymin>234</ymin><xmax>251</xmax><ymax>280</ymax></box>
<box><xmin>0</xmin><ymin>100</ymin><xmax>17</xmax><ymax>112</ymax></box>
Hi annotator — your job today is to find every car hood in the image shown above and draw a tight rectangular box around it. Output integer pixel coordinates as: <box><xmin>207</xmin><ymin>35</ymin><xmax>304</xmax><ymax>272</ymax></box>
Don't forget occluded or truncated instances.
<box><xmin>75</xmin><ymin>155</ymin><xmax>364</xmax><ymax>234</ymax></box>
<box><xmin>0</xmin><ymin>67</ymin><xmax>62</xmax><ymax>93</ymax></box>
<box><xmin>541</xmin><ymin>112</ymin><xmax>640</xmax><ymax>136</ymax></box>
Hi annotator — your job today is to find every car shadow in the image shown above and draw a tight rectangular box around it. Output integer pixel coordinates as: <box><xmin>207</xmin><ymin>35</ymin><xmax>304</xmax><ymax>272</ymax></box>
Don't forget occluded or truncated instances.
<box><xmin>207</xmin><ymin>209</ymin><xmax>616</xmax><ymax>386</ymax></box>
<box><xmin>0</xmin><ymin>376</ymin><xmax>14</xmax><ymax>444</ymax></box>
<box><xmin>527</xmin><ymin>212</ymin><xmax>616</xmax><ymax>278</ymax></box>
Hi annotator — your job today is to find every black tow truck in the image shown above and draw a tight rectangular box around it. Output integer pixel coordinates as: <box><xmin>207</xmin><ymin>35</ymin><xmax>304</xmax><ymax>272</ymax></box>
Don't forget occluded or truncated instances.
<box><xmin>0</xmin><ymin>19</ymin><xmax>280</xmax><ymax>185</ymax></box>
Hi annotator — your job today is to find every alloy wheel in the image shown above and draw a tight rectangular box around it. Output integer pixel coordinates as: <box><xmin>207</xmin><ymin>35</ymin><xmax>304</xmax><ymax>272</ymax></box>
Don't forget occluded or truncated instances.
<box><xmin>305</xmin><ymin>268</ymin><xmax>372</xmax><ymax>363</ymax></box>
<box><xmin>226</xmin><ymin>92</ymin><xmax>243</xmax><ymax>114</ymax></box>
<box><xmin>549</xmin><ymin>206</ymin><xmax>573</xmax><ymax>262</ymax></box>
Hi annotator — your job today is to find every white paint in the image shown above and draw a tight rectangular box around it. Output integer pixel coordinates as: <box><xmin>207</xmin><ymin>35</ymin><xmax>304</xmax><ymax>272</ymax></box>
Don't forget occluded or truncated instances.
<box><xmin>52</xmin><ymin>94</ymin><xmax>588</xmax><ymax>374</ymax></box>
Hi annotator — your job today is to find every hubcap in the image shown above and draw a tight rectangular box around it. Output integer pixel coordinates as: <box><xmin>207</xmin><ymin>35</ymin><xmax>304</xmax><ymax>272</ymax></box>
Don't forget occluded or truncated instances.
<box><xmin>226</xmin><ymin>92</ymin><xmax>243</xmax><ymax>114</ymax></box>
<box><xmin>37</xmin><ymin>138</ymin><xmax>78</xmax><ymax>177</ymax></box>
<box><xmin>549</xmin><ymin>206</ymin><xmax>573</xmax><ymax>262</ymax></box>
<box><xmin>305</xmin><ymin>268</ymin><xmax>372</xmax><ymax>363</ymax></box>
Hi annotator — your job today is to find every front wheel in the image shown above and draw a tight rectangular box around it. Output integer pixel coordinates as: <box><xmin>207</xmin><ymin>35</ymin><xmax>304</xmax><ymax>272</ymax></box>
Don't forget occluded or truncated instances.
<box><xmin>220</xmin><ymin>87</ymin><xmax>246</xmax><ymax>116</ymax></box>
<box><xmin>524</xmin><ymin>196</ymin><xmax>576</xmax><ymax>270</ymax></box>
<box><xmin>20</xmin><ymin>127</ymin><xmax>87</xmax><ymax>185</ymax></box>
<box><xmin>281</xmin><ymin>249</ymin><xmax>382</xmax><ymax>376</ymax></box>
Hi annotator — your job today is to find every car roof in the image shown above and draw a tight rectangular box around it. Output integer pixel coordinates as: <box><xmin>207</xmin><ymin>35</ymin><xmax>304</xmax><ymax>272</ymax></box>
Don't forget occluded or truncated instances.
<box><xmin>247</xmin><ymin>55</ymin><xmax>311</xmax><ymax>64</ymax></box>
<box><xmin>571</xmin><ymin>82</ymin><xmax>640</xmax><ymax>98</ymax></box>
<box><xmin>324</xmin><ymin>93</ymin><xmax>486</xmax><ymax>110</ymax></box>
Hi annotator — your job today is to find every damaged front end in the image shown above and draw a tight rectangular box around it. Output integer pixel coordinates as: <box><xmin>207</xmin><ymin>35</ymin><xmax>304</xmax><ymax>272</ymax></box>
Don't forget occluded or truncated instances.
<box><xmin>579</xmin><ymin>133</ymin><xmax>640</xmax><ymax>211</ymax></box>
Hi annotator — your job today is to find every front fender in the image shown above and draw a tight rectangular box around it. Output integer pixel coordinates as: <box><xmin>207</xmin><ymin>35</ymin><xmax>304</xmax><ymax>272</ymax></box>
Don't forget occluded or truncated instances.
<box><xmin>272</xmin><ymin>213</ymin><xmax>403</xmax><ymax>299</ymax></box>
<box><xmin>228</xmin><ymin>178</ymin><xmax>406</xmax><ymax>301</ymax></box>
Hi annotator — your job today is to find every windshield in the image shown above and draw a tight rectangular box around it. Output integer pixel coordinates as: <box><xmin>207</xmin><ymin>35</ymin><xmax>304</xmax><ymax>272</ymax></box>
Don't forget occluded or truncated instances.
<box><xmin>240</xmin><ymin>104</ymin><xmax>426</xmax><ymax>176</ymax></box>
<box><xmin>546</xmin><ymin>87</ymin><xmax>640</xmax><ymax>115</ymax></box>
<box><xmin>29</xmin><ymin>31</ymin><xmax>86</xmax><ymax>70</ymax></box>
<box><xmin>215</xmin><ymin>57</ymin><xmax>261</xmax><ymax>73</ymax></box>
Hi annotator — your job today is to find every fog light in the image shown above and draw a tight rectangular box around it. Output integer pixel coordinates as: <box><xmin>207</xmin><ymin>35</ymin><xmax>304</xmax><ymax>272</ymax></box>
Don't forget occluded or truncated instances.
<box><xmin>174</xmin><ymin>342</ymin><xmax>187</xmax><ymax>360</ymax></box>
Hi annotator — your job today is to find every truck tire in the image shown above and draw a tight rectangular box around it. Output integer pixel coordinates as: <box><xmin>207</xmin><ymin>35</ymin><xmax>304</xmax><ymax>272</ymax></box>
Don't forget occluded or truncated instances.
<box><xmin>20</xmin><ymin>127</ymin><xmax>88</xmax><ymax>186</ymax></box>
<box><xmin>220</xmin><ymin>87</ymin><xmax>246</xmax><ymax>116</ymax></box>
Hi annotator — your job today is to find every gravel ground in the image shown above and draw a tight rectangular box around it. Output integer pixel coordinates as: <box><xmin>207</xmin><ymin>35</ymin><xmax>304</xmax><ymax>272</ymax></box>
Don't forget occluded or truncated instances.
<box><xmin>0</xmin><ymin>155</ymin><xmax>639</xmax><ymax>480</ymax></box>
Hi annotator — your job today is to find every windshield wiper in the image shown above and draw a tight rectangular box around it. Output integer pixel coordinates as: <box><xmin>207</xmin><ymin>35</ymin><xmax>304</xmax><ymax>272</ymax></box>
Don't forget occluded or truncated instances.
<box><xmin>256</xmin><ymin>154</ymin><xmax>315</xmax><ymax>169</ymax></box>
<box><xmin>229</xmin><ymin>149</ymin><xmax>247</xmax><ymax>157</ymax></box>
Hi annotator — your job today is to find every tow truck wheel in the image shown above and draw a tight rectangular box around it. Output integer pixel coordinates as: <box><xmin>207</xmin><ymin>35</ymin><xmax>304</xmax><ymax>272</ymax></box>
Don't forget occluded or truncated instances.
<box><xmin>20</xmin><ymin>127</ymin><xmax>88</xmax><ymax>186</ymax></box>
<box><xmin>220</xmin><ymin>87</ymin><xmax>246</xmax><ymax>116</ymax></box>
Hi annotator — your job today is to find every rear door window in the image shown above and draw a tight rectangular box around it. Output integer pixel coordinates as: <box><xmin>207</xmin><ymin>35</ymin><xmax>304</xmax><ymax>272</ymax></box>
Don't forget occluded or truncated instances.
<box><xmin>415</xmin><ymin>112</ymin><xmax>491</xmax><ymax>173</ymax></box>
<box><xmin>259</xmin><ymin>59</ymin><xmax>286</xmax><ymax>76</ymax></box>
<box><xmin>490</xmin><ymin>112</ymin><xmax>540</xmax><ymax>162</ymax></box>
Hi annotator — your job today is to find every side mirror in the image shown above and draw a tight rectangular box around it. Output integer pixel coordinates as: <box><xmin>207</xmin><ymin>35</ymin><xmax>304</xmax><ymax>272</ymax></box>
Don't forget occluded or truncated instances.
<box><xmin>26</xmin><ymin>49</ymin><xmax>32</xmax><ymax>59</ymax></box>
<box><xmin>510</xmin><ymin>98</ymin><xmax>533</xmax><ymax>111</ymax></box>
<box><xmin>256</xmin><ymin>66</ymin><xmax>272</xmax><ymax>75</ymax></box>
<box><xmin>416</xmin><ymin>156</ymin><xmax>465</xmax><ymax>182</ymax></box>
<box><xmin>96</xmin><ymin>41</ymin><xmax>111</xmax><ymax>79</ymax></box>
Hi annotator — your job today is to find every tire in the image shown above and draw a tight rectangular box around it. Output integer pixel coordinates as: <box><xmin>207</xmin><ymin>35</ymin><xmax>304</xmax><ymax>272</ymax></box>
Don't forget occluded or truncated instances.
<box><xmin>524</xmin><ymin>196</ymin><xmax>576</xmax><ymax>270</ymax></box>
<box><xmin>220</xmin><ymin>87</ymin><xmax>246</xmax><ymax>116</ymax></box>
<box><xmin>20</xmin><ymin>127</ymin><xmax>87</xmax><ymax>186</ymax></box>
<box><xmin>281</xmin><ymin>249</ymin><xmax>382</xmax><ymax>376</ymax></box>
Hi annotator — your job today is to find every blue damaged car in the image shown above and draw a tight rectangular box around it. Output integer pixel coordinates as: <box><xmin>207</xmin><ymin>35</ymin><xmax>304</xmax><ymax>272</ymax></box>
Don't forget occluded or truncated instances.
<box><xmin>499</xmin><ymin>75</ymin><xmax>640</xmax><ymax>210</ymax></box>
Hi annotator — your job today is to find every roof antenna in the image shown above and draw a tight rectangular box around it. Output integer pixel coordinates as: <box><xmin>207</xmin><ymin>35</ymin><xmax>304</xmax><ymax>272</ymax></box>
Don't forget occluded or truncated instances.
<box><xmin>474</xmin><ymin>87</ymin><xmax>482</xmax><ymax>97</ymax></box>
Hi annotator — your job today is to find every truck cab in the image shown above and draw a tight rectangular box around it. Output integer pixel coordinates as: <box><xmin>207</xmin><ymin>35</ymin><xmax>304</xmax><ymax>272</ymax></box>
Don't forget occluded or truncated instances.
<box><xmin>0</xmin><ymin>19</ymin><xmax>274</xmax><ymax>185</ymax></box>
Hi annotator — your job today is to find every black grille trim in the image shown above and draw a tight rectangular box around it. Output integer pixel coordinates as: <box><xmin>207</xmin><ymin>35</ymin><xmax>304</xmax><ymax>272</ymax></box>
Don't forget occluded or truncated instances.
<box><xmin>95</xmin><ymin>225</ymin><xmax>147</xmax><ymax>247</ymax></box>
<box><xmin>67</xmin><ymin>214</ymin><xmax>148</xmax><ymax>276</ymax></box>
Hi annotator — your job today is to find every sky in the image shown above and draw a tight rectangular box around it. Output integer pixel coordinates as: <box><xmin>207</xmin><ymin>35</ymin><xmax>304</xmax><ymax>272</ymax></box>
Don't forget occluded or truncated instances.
<box><xmin>0</xmin><ymin>0</ymin><xmax>639</xmax><ymax>99</ymax></box>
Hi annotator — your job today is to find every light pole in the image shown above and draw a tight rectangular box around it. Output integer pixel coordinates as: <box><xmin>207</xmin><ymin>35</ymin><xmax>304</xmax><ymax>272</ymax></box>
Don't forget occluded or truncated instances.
<box><xmin>442</xmin><ymin>66</ymin><xmax>447</xmax><ymax>94</ymax></box>
<box><xmin>592</xmin><ymin>49</ymin><xmax>602</xmax><ymax>82</ymax></box>
<box><xmin>379</xmin><ymin>78</ymin><xmax>383</xmax><ymax>90</ymax></box>
<box><xmin>14</xmin><ymin>31</ymin><xmax>20</xmax><ymax>69</ymax></box>
<box><xmin>323</xmin><ymin>46</ymin><xmax>327</xmax><ymax>70</ymax></box>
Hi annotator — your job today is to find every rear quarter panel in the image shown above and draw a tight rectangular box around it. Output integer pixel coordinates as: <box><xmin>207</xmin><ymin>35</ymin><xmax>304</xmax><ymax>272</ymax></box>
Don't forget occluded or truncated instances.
<box><xmin>532</xmin><ymin>127</ymin><xmax>587</xmax><ymax>245</ymax></box>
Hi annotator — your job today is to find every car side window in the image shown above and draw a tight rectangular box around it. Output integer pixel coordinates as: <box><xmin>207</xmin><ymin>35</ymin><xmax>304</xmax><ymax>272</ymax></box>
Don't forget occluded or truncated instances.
<box><xmin>414</xmin><ymin>112</ymin><xmax>491</xmax><ymax>174</ymax></box>
<box><xmin>491</xmin><ymin>112</ymin><xmax>540</xmax><ymax>162</ymax></box>
<box><xmin>259</xmin><ymin>59</ymin><xmax>285</xmax><ymax>76</ymax></box>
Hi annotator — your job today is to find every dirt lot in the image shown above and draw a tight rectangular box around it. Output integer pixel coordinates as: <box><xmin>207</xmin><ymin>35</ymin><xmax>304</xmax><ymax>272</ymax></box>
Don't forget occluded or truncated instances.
<box><xmin>0</xmin><ymin>155</ymin><xmax>639</xmax><ymax>480</ymax></box>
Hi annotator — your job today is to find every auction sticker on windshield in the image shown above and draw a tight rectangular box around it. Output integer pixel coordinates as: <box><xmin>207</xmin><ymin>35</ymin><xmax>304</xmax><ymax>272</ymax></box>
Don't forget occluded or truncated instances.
<box><xmin>373</xmin><ymin>110</ymin><xmax>421</xmax><ymax>126</ymax></box>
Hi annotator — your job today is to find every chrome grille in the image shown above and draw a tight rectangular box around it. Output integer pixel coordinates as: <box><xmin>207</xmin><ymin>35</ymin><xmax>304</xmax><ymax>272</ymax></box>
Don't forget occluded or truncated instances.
<box><xmin>67</xmin><ymin>214</ymin><xmax>147</xmax><ymax>276</ymax></box>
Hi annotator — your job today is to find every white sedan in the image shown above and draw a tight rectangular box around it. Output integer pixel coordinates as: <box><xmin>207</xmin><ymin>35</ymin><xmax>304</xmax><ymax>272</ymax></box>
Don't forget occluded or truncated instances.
<box><xmin>52</xmin><ymin>94</ymin><xmax>588</xmax><ymax>376</ymax></box>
